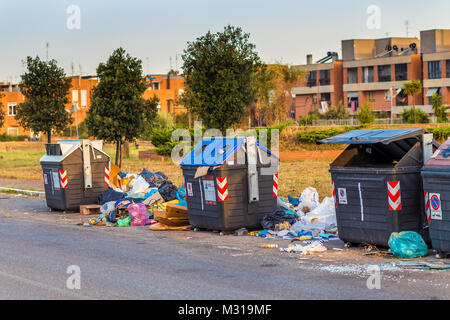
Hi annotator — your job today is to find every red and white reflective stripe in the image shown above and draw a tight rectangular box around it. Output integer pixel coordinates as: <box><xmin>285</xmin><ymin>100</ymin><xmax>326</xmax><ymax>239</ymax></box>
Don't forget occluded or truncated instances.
<box><xmin>60</xmin><ymin>170</ymin><xmax>68</xmax><ymax>189</ymax></box>
<box><xmin>105</xmin><ymin>165</ymin><xmax>110</xmax><ymax>186</ymax></box>
<box><xmin>388</xmin><ymin>181</ymin><xmax>401</xmax><ymax>211</ymax></box>
<box><xmin>273</xmin><ymin>173</ymin><xmax>279</xmax><ymax>197</ymax></box>
<box><xmin>216</xmin><ymin>177</ymin><xmax>229</xmax><ymax>201</ymax></box>
<box><xmin>332</xmin><ymin>181</ymin><xmax>337</xmax><ymax>208</ymax></box>
<box><xmin>425</xmin><ymin>191</ymin><xmax>431</xmax><ymax>222</ymax></box>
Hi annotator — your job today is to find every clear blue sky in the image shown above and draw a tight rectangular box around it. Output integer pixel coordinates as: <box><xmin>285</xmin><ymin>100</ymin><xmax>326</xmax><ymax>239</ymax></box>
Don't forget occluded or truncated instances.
<box><xmin>1</xmin><ymin>0</ymin><xmax>449</xmax><ymax>82</ymax></box>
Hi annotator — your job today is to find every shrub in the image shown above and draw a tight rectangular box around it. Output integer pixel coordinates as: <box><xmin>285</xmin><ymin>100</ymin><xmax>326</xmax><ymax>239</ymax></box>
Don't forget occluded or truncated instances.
<box><xmin>401</xmin><ymin>108</ymin><xmax>429</xmax><ymax>124</ymax></box>
<box><xmin>427</xmin><ymin>127</ymin><xmax>450</xmax><ymax>142</ymax></box>
<box><xmin>356</xmin><ymin>103</ymin><xmax>375</xmax><ymax>124</ymax></box>
<box><xmin>150</xmin><ymin>128</ymin><xmax>175</xmax><ymax>147</ymax></box>
<box><xmin>297</xmin><ymin>128</ymin><xmax>345</xmax><ymax>144</ymax></box>
<box><xmin>0</xmin><ymin>134</ymin><xmax>28</xmax><ymax>142</ymax></box>
<box><xmin>299</xmin><ymin>112</ymin><xmax>319</xmax><ymax>126</ymax></box>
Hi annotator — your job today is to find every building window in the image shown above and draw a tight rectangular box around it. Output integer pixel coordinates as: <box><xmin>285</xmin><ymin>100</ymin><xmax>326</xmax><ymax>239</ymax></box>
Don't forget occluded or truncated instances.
<box><xmin>347</xmin><ymin>68</ymin><xmax>358</xmax><ymax>84</ymax></box>
<box><xmin>446</xmin><ymin>60</ymin><xmax>450</xmax><ymax>78</ymax></box>
<box><xmin>319</xmin><ymin>70</ymin><xmax>330</xmax><ymax>86</ymax></box>
<box><xmin>396</xmin><ymin>90</ymin><xmax>408</xmax><ymax>106</ymax></box>
<box><xmin>395</xmin><ymin>64</ymin><xmax>408</xmax><ymax>81</ymax></box>
<box><xmin>153</xmin><ymin>82</ymin><xmax>160</xmax><ymax>90</ymax></box>
<box><xmin>72</xmin><ymin>90</ymin><xmax>79</xmax><ymax>105</ymax></box>
<box><xmin>426</xmin><ymin>87</ymin><xmax>441</xmax><ymax>105</ymax></box>
<box><xmin>80</xmin><ymin>90</ymin><xmax>87</xmax><ymax>108</ymax></box>
<box><xmin>320</xmin><ymin>92</ymin><xmax>331</xmax><ymax>103</ymax></box>
<box><xmin>8</xmin><ymin>103</ymin><xmax>17</xmax><ymax>116</ymax></box>
<box><xmin>368</xmin><ymin>91</ymin><xmax>376</xmax><ymax>102</ymax></box>
<box><xmin>307</xmin><ymin>71</ymin><xmax>317</xmax><ymax>87</ymax></box>
<box><xmin>378</xmin><ymin>65</ymin><xmax>391</xmax><ymax>82</ymax></box>
<box><xmin>428</xmin><ymin>61</ymin><xmax>441</xmax><ymax>79</ymax></box>
<box><xmin>7</xmin><ymin>127</ymin><xmax>18</xmax><ymax>136</ymax></box>
<box><xmin>363</xmin><ymin>67</ymin><xmax>374</xmax><ymax>83</ymax></box>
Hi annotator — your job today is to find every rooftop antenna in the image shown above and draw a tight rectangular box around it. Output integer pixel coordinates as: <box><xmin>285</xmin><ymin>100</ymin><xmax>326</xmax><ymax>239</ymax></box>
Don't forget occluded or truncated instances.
<box><xmin>79</xmin><ymin>64</ymin><xmax>82</xmax><ymax>76</ymax></box>
<box><xmin>405</xmin><ymin>20</ymin><xmax>410</xmax><ymax>37</ymax></box>
<box><xmin>169</xmin><ymin>56</ymin><xmax>173</xmax><ymax>71</ymax></box>
<box><xmin>46</xmin><ymin>42</ymin><xmax>50</xmax><ymax>61</ymax></box>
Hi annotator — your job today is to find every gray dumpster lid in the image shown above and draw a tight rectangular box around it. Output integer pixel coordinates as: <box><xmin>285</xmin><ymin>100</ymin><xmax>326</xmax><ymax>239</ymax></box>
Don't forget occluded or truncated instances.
<box><xmin>318</xmin><ymin>128</ymin><xmax>425</xmax><ymax>145</ymax></box>
<box><xmin>40</xmin><ymin>139</ymin><xmax>108</xmax><ymax>163</ymax></box>
<box><xmin>425</xmin><ymin>139</ymin><xmax>450</xmax><ymax>166</ymax></box>
<box><xmin>180</xmin><ymin>137</ymin><xmax>279</xmax><ymax>167</ymax></box>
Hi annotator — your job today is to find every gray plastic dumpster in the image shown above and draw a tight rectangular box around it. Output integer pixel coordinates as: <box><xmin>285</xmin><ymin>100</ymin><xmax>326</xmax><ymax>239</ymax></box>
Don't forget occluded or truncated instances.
<box><xmin>319</xmin><ymin>129</ymin><xmax>438</xmax><ymax>247</ymax></box>
<box><xmin>422</xmin><ymin>139</ymin><xmax>450</xmax><ymax>258</ymax></box>
<box><xmin>40</xmin><ymin>140</ymin><xmax>110</xmax><ymax>211</ymax></box>
<box><xmin>180</xmin><ymin>137</ymin><xmax>279</xmax><ymax>231</ymax></box>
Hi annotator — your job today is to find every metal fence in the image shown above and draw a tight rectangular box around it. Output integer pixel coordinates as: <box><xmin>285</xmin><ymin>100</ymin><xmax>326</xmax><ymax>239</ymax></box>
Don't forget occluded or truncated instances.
<box><xmin>311</xmin><ymin>118</ymin><xmax>411</xmax><ymax>126</ymax></box>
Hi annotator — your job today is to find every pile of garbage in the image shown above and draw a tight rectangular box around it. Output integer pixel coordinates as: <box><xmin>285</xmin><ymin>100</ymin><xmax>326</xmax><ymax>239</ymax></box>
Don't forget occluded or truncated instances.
<box><xmin>255</xmin><ymin>187</ymin><xmax>339</xmax><ymax>254</ymax></box>
<box><xmin>84</xmin><ymin>165</ymin><xmax>188</xmax><ymax>230</ymax></box>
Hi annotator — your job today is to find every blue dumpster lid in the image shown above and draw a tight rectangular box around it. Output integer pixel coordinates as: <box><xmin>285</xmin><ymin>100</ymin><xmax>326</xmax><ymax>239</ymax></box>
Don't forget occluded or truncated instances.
<box><xmin>318</xmin><ymin>129</ymin><xmax>425</xmax><ymax>145</ymax></box>
<box><xmin>180</xmin><ymin>137</ymin><xmax>279</xmax><ymax>167</ymax></box>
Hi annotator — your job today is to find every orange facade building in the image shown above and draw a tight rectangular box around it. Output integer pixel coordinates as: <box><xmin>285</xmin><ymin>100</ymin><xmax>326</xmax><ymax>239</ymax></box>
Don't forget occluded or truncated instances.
<box><xmin>143</xmin><ymin>74</ymin><xmax>186</xmax><ymax>114</ymax></box>
<box><xmin>0</xmin><ymin>74</ymin><xmax>186</xmax><ymax>137</ymax></box>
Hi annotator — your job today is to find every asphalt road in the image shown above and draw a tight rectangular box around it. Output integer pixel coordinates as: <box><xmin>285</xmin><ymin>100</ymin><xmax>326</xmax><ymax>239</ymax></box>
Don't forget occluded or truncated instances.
<box><xmin>0</xmin><ymin>193</ymin><xmax>449</xmax><ymax>300</ymax></box>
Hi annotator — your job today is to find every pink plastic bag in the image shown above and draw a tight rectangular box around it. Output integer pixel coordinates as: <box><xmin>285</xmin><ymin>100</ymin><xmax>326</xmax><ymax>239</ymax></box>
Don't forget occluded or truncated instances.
<box><xmin>128</xmin><ymin>203</ymin><xmax>151</xmax><ymax>226</ymax></box>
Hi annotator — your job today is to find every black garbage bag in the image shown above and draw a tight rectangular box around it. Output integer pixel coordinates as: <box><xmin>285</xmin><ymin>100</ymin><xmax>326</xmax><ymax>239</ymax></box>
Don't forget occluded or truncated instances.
<box><xmin>158</xmin><ymin>183</ymin><xmax>178</xmax><ymax>202</ymax></box>
<box><xmin>145</xmin><ymin>171</ymin><xmax>168</xmax><ymax>188</ymax></box>
<box><xmin>97</xmin><ymin>188</ymin><xmax>126</xmax><ymax>205</ymax></box>
<box><xmin>261</xmin><ymin>209</ymin><xmax>297</xmax><ymax>230</ymax></box>
<box><xmin>139</xmin><ymin>168</ymin><xmax>157</xmax><ymax>188</ymax></box>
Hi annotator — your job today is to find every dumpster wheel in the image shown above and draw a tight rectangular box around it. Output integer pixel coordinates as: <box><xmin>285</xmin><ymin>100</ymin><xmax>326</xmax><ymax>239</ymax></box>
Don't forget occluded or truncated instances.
<box><xmin>436</xmin><ymin>250</ymin><xmax>449</xmax><ymax>259</ymax></box>
<box><xmin>344</xmin><ymin>242</ymin><xmax>359</xmax><ymax>248</ymax></box>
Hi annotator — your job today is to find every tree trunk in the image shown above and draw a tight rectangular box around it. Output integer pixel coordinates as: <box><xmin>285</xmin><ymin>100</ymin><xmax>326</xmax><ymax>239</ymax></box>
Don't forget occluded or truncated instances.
<box><xmin>119</xmin><ymin>141</ymin><xmax>123</xmax><ymax>168</ymax></box>
<box><xmin>47</xmin><ymin>131</ymin><xmax>51</xmax><ymax>144</ymax></box>
<box><xmin>115</xmin><ymin>141</ymin><xmax>120</xmax><ymax>167</ymax></box>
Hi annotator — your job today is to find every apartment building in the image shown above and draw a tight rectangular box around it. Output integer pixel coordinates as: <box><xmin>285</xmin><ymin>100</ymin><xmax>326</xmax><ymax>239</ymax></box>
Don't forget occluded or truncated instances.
<box><xmin>291</xmin><ymin>53</ymin><xmax>343</xmax><ymax>120</ymax></box>
<box><xmin>1</xmin><ymin>73</ymin><xmax>187</xmax><ymax>137</ymax></box>
<box><xmin>291</xmin><ymin>33</ymin><xmax>450</xmax><ymax>120</ymax></box>
<box><xmin>143</xmin><ymin>74</ymin><xmax>186</xmax><ymax>114</ymax></box>
<box><xmin>421</xmin><ymin>29</ymin><xmax>450</xmax><ymax>107</ymax></box>
<box><xmin>0</xmin><ymin>76</ymin><xmax>98</xmax><ymax>137</ymax></box>
<box><xmin>342</xmin><ymin>37</ymin><xmax>422</xmax><ymax>116</ymax></box>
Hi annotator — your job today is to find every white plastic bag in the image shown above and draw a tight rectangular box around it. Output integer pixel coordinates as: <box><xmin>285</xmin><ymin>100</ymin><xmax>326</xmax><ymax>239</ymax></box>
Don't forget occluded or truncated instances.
<box><xmin>297</xmin><ymin>187</ymin><xmax>320</xmax><ymax>212</ymax></box>
<box><xmin>128</xmin><ymin>175</ymin><xmax>150</xmax><ymax>195</ymax></box>
<box><xmin>304</xmin><ymin>197</ymin><xmax>336</xmax><ymax>229</ymax></box>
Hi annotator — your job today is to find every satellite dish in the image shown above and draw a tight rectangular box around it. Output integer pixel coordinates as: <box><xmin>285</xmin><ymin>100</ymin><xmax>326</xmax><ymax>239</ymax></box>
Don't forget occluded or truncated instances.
<box><xmin>387</xmin><ymin>45</ymin><xmax>392</xmax><ymax>51</ymax></box>
<box><xmin>393</xmin><ymin>45</ymin><xmax>399</xmax><ymax>51</ymax></box>
<box><xmin>410</xmin><ymin>43</ymin><xmax>417</xmax><ymax>49</ymax></box>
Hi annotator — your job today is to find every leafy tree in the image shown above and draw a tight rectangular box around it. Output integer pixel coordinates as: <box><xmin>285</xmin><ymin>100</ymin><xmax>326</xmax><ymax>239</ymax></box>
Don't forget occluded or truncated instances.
<box><xmin>401</xmin><ymin>107</ymin><xmax>429</xmax><ymax>124</ymax></box>
<box><xmin>182</xmin><ymin>25</ymin><xmax>262</xmax><ymax>134</ymax></box>
<box><xmin>356</xmin><ymin>103</ymin><xmax>375</xmax><ymax>124</ymax></box>
<box><xmin>257</xmin><ymin>64</ymin><xmax>304</xmax><ymax>126</ymax></box>
<box><xmin>16</xmin><ymin>56</ymin><xmax>72</xmax><ymax>143</ymax></box>
<box><xmin>0</xmin><ymin>93</ymin><xmax>4</xmax><ymax>129</ymax></box>
<box><xmin>402</xmin><ymin>80</ymin><xmax>422</xmax><ymax>123</ymax></box>
<box><xmin>431</xmin><ymin>93</ymin><xmax>448</xmax><ymax>123</ymax></box>
<box><xmin>86</xmin><ymin>48</ymin><xmax>157</xmax><ymax>167</ymax></box>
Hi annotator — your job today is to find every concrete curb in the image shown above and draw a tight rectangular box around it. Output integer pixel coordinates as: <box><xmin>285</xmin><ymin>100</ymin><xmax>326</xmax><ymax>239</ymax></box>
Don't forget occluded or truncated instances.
<box><xmin>0</xmin><ymin>187</ymin><xmax>45</xmax><ymax>197</ymax></box>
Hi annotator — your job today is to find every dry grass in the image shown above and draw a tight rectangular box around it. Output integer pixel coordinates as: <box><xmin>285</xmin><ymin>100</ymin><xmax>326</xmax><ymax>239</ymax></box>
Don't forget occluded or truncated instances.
<box><xmin>0</xmin><ymin>141</ymin><xmax>335</xmax><ymax>199</ymax></box>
